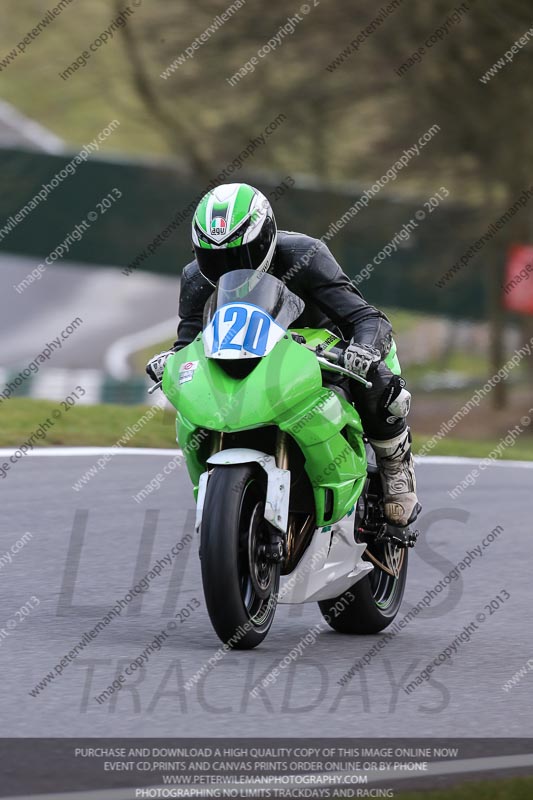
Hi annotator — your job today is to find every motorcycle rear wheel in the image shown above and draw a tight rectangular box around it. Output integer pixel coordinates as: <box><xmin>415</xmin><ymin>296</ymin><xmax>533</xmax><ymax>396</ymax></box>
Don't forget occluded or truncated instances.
<box><xmin>318</xmin><ymin>472</ymin><xmax>409</xmax><ymax>634</ymax></box>
<box><xmin>318</xmin><ymin>547</ymin><xmax>408</xmax><ymax>634</ymax></box>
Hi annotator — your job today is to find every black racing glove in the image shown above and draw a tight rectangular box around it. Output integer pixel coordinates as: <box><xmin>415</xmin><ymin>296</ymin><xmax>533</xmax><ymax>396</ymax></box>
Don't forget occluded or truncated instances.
<box><xmin>146</xmin><ymin>350</ymin><xmax>174</xmax><ymax>382</ymax></box>
<box><xmin>343</xmin><ymin>342</ymin><xmax>381</xmax><ymax>378</ymax></box>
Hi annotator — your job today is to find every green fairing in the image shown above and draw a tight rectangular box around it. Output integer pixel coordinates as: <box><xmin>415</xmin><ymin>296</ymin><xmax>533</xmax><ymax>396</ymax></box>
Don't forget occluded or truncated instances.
<box><xmin>162</xmin><ymin>324</ymin><xmax>401</xmax><ymax>527</ymax></box>
<box><xmin>293</xmin><ymin>328</ymin><xmax>340</xmax><ymax>351</ymax></box>
<box><xmin>286</xmin><ymin>326</ymin><xmax>401</xmax><ymax>374</ymax></box>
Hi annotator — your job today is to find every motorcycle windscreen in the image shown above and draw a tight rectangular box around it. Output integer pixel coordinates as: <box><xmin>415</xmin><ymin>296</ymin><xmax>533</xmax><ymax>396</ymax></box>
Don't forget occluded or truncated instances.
<box><xmin>202</xmin><ymin>269</ymin><xmax>305</xmax><ymax>360</ymax></box>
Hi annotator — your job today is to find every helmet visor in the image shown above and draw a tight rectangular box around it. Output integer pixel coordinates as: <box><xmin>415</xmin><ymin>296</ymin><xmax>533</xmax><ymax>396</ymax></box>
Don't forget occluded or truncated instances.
<box><xmin>194</xmin><ymin>216</ymin><xmax>276</xmax><ymax>284</ymax></box>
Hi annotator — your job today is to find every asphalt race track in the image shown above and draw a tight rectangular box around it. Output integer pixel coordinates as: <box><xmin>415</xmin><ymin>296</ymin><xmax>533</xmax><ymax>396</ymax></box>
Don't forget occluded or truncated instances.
<box><xmin>0</xmin><ymin>255</ymin><xmax>178</xmax><ymax>370</ymax></box>
<box><xmin>1</xmin><ymin>451</ymin><xmax>531</xmax><ymax>740</ymax></box>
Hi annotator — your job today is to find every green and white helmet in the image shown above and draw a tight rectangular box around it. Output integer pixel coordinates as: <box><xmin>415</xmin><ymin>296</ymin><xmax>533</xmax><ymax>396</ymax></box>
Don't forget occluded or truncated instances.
<box><xmin>192</xmin><ymin>183</ymin><xmax>277</xmax><ymax>285</ymax></box>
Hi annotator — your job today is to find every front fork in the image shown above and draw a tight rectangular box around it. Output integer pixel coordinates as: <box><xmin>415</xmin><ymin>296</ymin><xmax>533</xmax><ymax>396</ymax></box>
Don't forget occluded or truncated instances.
<box><xmin>201</xmin><ymin>431</ymin><xmax>290</xmax><ymax>564</ymax></box>
<box><xmin>275</xmin><ymin>430</ymin><xmax>289</xmax><ymax>470</ymax></box>
<box><xmin>211</xmin><ymin>431</ymin><xmax>223</xmax><ymax>455</ymax></box>
<box><xmin>266</xmin><ymin>431</ymin><xmax>290</xmax><ymax>563</ymax></box>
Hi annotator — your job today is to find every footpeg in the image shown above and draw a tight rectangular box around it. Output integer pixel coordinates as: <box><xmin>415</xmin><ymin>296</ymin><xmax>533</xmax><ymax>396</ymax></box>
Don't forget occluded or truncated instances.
<box><xmin>381</xmin><ymin>525</ymin><xmax>419</xmax><ymax>549</ymax></box>
<box><xmin>265</xmin><ymin>532</ymin><xmax>286</xmax><ymax>563</ymax></box>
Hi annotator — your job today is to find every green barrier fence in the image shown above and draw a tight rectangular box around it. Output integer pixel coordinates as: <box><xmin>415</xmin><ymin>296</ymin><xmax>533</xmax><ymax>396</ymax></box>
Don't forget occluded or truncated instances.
<box><xmin>0</xmin><ymin>147</ymin><xmax>487</xmax><ymax>319</ymax></box>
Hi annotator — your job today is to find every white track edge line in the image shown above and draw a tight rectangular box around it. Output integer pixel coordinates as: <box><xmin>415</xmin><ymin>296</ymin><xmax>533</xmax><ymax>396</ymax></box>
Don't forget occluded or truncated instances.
<box><xmin>104</xmin><ymin>316</ymin><xmax>178</xmax><ymax>381</ymax></box>
<box><xmin>0</xmin><ymin>448</ymin><xmax>181</xmax><ymax>457</ymax></box>
<box><xmin>0</xmin><ymin>449</ymin><xmax>531</xmax><ymax>468</ymax></box>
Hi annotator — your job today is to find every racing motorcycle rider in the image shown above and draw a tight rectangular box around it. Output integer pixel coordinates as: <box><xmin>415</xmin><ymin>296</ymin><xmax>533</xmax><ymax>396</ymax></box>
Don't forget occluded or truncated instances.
<box><xmin>147</xmin><ymin>183</ymin><xmax>421</xmax><ymax>527</ymax></box>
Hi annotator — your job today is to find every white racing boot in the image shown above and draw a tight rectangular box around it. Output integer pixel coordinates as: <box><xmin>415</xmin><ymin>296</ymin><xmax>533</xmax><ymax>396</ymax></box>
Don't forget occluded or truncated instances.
<box><xmin>369</xmin><ymin>429</ymin><xmax>421</xmax><ymax>527</ymax></box>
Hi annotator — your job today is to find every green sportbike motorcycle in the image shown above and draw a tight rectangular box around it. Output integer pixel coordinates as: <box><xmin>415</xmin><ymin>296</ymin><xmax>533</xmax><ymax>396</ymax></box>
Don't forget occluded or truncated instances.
<box><xmin>154</xmin><ymin>269</ymin><xmax>418</xmax><ymax>649</ymax></box>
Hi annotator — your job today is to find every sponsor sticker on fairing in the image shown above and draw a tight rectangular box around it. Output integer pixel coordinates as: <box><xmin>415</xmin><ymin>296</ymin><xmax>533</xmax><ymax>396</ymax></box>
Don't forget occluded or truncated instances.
<box><xmin>179</xmin><ymin>360</ymin><xmax>199</xmax><ymax>384</ymax></box>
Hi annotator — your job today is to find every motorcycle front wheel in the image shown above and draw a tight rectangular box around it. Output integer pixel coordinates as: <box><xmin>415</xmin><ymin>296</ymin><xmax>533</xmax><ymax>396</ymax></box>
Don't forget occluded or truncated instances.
<box><xmin>200</xmin><ymin>464</ymin><xmax>280</xmax><ymax>649</ymax></box>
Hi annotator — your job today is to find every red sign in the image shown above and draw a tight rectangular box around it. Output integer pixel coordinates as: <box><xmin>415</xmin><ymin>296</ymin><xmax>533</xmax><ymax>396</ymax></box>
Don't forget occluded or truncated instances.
<box><xmin>503</xmin><ymin>245</ymin><xmax>533</xmax><ymax>314</ymax></box>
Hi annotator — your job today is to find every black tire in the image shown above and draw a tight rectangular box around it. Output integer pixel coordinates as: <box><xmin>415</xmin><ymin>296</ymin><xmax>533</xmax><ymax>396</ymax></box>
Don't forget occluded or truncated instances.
<box><xmin>200</xmin><ymin>464</ymin><xmax>280</xmax><ymax>649</ymax></box>
<box><xmin>318</xmin><ymin>548</ymin><xmax>408</xmax><ymax>634</ymax></box>
<box><xmin>318</xmin><ymin>465</ymin><xmax>409</xmax><ymax>634</ymax></box>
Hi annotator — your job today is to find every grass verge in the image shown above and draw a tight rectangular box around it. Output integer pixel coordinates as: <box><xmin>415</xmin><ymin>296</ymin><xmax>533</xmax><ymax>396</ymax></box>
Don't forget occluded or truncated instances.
<box><xmin>397</xmin><ymin>776</ymin><xmax>533</xmax><ymax>799</ymax></box>
<box><xmin>411</xmin><ymin>433</ymin><xmax>533</xmax><ymax>462</ymax></box>
<box><xmin>1</xmin><ymin>399</ymin><xmax>533</xmax><ymax>461</ymax></box>
<box><xmin>0</xmin><ymin>398</ymin><xmax>176</xmax><ymax>449</ymax></box>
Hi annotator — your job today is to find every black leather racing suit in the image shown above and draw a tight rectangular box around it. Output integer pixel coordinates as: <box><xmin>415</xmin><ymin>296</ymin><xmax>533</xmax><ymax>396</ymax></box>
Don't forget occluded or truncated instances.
<box><xmin>174</xmin><ymin>230</ymin><xmax>406</xmax><ymax>441</ymax></box>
